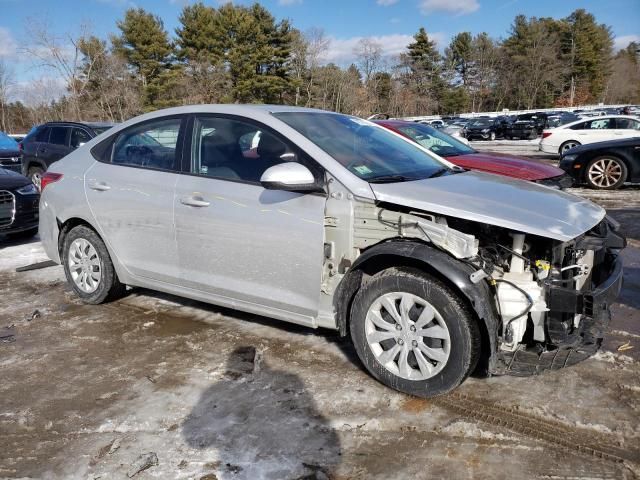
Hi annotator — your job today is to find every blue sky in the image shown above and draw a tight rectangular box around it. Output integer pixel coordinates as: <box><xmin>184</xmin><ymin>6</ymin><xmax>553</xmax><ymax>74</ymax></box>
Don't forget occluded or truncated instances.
<box><xmin>0</xmin><ymin>0</ymin><xmax>638</xmax><ymax>101</ymax></box>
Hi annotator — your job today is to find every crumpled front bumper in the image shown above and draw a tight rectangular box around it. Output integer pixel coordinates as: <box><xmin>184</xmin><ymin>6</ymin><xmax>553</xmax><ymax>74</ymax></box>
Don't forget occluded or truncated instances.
<box><xmin>493</xmin><ymin>252</ymin><xmax>624</xmax><ymax>376</ymax></box>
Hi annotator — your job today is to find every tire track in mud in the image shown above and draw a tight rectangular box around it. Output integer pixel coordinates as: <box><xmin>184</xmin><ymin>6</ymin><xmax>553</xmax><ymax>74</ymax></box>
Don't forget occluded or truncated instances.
<box><xmin>433</xmin><ymin>392</ymin><xmax>640</xmax><ymax>468</ymax></box>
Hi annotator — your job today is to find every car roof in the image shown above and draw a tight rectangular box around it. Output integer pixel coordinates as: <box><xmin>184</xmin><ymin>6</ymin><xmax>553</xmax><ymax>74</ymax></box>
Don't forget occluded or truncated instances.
<box><xmin>42</xmin><ymin>121</ymin><xmax>116</xmax><ymax>129</ymax></box>
<box><xmin>558</xmin><ymin>115</ymin><xmax>639</xmax><ymax>128</ymax></box>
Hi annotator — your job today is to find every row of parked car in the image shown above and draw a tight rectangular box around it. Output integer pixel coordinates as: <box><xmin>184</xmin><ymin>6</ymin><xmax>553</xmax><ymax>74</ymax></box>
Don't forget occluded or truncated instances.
<box><xmin>421</xmin><ymin>105</ymin><xmax>640</xmax><ymax>142</ymax></box>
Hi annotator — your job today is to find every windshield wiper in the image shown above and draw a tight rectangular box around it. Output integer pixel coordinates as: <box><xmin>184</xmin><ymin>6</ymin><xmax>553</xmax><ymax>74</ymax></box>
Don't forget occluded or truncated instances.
<box><xmin>367</xmin><ymin>174</ymin><xmax>419</xmax><ymax>184</ymax></box>
<box><xmin>427</xmin><ymin>167</ymin><xmax>451</xmax><ymax>178</ymax></box>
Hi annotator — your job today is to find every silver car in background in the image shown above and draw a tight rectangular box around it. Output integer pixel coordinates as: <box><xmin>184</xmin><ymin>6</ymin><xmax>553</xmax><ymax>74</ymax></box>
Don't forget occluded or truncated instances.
<box><xmin>39</xmin><ymin>105</ymin><xmax>625</xmax><ymax>397</ymax></box>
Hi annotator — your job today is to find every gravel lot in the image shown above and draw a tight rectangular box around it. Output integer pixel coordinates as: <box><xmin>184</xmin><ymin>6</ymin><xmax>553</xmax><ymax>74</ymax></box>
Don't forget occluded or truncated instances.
<box><xmin>1</xmin><ymin>142</ymin><xmax>639</xmax><ymax>479</ymax></box>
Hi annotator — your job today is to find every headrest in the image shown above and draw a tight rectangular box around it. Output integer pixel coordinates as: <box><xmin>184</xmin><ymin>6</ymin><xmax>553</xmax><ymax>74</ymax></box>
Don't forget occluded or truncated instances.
<box><xmin>257</xmin><ymin>134</ymin><xmax>286</xmax><ymax>157</ymax></box>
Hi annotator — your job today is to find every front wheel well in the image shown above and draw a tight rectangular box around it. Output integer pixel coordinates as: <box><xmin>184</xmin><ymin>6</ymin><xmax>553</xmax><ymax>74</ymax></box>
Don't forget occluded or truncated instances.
<box><xmin>334</xmin><ymin>251</ymin><xmax>494</xmax><ymax>375</ymax></box>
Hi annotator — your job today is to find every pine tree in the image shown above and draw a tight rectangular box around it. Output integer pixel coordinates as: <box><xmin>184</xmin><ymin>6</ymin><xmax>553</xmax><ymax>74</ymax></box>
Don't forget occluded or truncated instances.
<box><xmin>445</xmin><ymin>32</ymin><xmax>473</xmax><ymax>86</ymax></box>
<box><xmin>113</xmin><ymin>8</ymin><xmax>174</xmax><ymax>87</ymax></box>
<box><xmin>560</xmin><ymin>9</ymin><xmax>614</xmax><ymax>102</ymax></box>
<box><xmin>404</xmin><ymin>27</ymin><xmax>443</xmax><ymax>112</ymax></box>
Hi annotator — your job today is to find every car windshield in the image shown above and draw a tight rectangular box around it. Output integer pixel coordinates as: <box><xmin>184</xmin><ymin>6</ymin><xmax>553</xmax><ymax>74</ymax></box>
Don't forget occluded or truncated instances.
<box><xmin>395</xmin><ymin>123</ymin><xmax>475</xmax><ymax>157</ymax></box>
<box><xmin>0</xmin><ymin>132</ymin><xmax>18</xmax><ymax>149</ymax></box>
<box><xmin>273</xmin><ymin>112</ymin><xmax>451</xmax><ymax>182</ymax></box>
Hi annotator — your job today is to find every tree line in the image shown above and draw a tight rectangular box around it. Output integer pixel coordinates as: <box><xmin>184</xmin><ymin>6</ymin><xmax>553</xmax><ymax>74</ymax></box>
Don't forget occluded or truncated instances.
<box><xmin>1</xmin><ymin>3</ymin><xmax>639</xmax><ymax>133</ymax></box>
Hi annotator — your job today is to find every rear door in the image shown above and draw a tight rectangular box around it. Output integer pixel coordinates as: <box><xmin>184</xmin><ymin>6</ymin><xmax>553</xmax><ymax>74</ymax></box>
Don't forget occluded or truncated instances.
<box><xmin>580</xmin><ymin>118</ymin><xmax>615</xmax><ymax>144</ymax></box>
<box><xmin>41</xmin><ymin>126</ymin><xmax>71</xmax><ymax>167</ymax></box>
<box><xmin>85</xmin><ymin>116</ymin><xmax>186</xmax><ymax>283</ymax></box>
<box><xmin>174</xmin><ymin>114</ymin><xmax>326</xmax><ymax>320</ymax></box>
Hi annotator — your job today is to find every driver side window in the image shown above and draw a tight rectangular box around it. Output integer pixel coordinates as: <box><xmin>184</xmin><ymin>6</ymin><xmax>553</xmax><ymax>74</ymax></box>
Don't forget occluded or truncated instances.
<box><xmin>191</xmin><ymin>116</ymin><xmax>298</xmax><ymax>184</ymax></box>
<box><xmin>111</xmin><ymin>118</ymin><xmax>181</xmax><ymax>171</ymax></box>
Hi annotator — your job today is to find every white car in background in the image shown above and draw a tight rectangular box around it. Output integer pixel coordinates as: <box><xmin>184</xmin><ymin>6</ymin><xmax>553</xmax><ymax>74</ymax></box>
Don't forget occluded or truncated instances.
<box><xmin>539</xmin><ymin>115</ymin><xmax>640</xmax><ymax>155</ymax></box>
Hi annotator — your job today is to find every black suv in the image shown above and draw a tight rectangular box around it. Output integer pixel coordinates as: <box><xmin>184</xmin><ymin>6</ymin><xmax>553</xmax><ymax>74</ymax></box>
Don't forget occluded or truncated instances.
<box><xmin>463</xmin><ymin>116</ymin><xmax>509</xmax><ymax>140</ymax></box>
<box><xmin>21</xmin><ymin>121</ymin><xmax>114</xmax><ymax>188</ymax></box>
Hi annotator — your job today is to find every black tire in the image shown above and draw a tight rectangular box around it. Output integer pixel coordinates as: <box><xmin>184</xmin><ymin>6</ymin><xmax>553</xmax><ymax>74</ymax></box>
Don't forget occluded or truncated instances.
<box><xmin>489</xmin><ymin>131</ymin><xmax>496</xmax><ymax>141</ymax></box>
<box><xmin>350</xmin><ymin>267</ymin><xmax>480</xmax><ymax>398</ymax></box>
<box><xmin>62</xmin><ymin>225</ymin><xmax>126</xmax><ymax>304</ymax></box>
<box><xmin>559</xmin><ymin>140</ymin><xmax>581</xmax><ymax>155</ymax></box>
<box><xmin>27</xmin><ymin>166</ymin><xmax>45</xmax><ymax>191</ymax></box>
<box><xmin>585</xmin><ymin>155</ymin><xmax>627</xmax><ymax>190</ymax></box>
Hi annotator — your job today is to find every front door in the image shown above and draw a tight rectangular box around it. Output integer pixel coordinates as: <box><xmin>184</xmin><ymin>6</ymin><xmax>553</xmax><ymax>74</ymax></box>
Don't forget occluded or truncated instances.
<box><xmin>174</xmin><ymin>115</ymin><xmax>326</xmax><ymax>320</ymax></box>
<box><xmin>85</xmin><ymin>116</ymin><xmax>185</xmax><ymax>283</ymax></box>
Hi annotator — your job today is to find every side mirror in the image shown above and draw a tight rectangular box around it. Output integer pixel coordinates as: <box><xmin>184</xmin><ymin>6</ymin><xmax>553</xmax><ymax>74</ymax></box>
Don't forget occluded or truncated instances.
<box><xmin>260</xmin><ymin>163</ymin><xmax>320</xmax><ymax>192</ymax></box>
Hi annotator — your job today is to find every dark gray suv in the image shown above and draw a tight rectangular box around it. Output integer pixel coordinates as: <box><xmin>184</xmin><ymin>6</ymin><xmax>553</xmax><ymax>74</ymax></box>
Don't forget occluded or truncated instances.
<box><xmin>21</xmin><ymin>121</ymin><xmax>114</xmax><ymax>188</ymax></box>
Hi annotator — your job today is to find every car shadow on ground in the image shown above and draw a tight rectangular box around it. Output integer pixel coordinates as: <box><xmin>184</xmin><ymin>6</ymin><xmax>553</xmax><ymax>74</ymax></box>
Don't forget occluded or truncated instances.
<box><xmin>0</xmin><ymin>233</ymin><xmax>40</xmax><ymax>249</ymax></box>
<box><xmin>126</xmin><ymin>286</ymin><xmax>367</xmax><ymax>373</ymax></box>
<box><xmin>181</xmin><ymin>346</ymin><xmax>342</xmax><ymax>479</ymax></box>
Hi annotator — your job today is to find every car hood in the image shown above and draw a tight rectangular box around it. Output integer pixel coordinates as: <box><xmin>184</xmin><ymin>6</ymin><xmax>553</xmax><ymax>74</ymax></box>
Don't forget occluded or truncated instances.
<box><xmin>370</xmin><ymin>170</ymin><xmax>605</xmax><ymax>242</ymax></box>
<box><xmin>0</xmin><ymin>167</ymin><xmax>31</xmax><ymax>189</ymax></box>
<box><xmin>0</xmin><ymin>148</ymin><xmax>20</xmax><ymax>157</ymax></box>
<box><xmin>448</xmin><ymin>152</ymin><xmax>565</xmax><ymax>181</ymax></box>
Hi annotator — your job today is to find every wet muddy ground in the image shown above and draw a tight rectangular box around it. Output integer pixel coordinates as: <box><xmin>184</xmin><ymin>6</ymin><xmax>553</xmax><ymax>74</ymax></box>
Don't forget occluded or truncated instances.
<box><xmin>1</xmin><ymin>145</ymin><xmax>639</xmax><ymax>479</ymax></box>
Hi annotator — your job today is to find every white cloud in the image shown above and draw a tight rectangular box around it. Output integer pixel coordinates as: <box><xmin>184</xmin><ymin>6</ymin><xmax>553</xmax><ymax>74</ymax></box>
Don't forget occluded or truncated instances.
<box><xmin>278</xmin><ymin>0</ymin><xmax>302</xmax><ymax>5</ymax></box>
<box><xmin>0</xmin><ymin>27</ymin><xmax>17</xmax><ymax>58</ymax></box>
<box><xmin>377</xmin><ymin>0</ymin><xmax>399</xmax><ymax>6</ymax></box>
<box><xmin>614</xmin><ymin>34</ymin><xmax>640</xmax><ymax>51</ymax></box>
<box><xmin>324</xmin><ymin>32</ymin><xmax>447</xmax><ymax>65</ymax></box>
<box><xmin>419</xmin><ymin>0</ymin><xmax>479</xmax><ymax>15</ymax></box>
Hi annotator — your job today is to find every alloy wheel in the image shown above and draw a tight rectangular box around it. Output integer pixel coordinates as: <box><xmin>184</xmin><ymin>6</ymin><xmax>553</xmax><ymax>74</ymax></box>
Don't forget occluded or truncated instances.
<box><xmin>68</xmin><ymin>238</ymin><xmax>102</xmax><ymax>293</ymax></box>
<box><xmin>588</xmin><ymin>158</ymin><xmax>623</xmax><ymax>188</ymax></box>
<box><xmin>365</xmin><ymin>292</ymin><xmax>451</xmax><ymax>381</ymax></box>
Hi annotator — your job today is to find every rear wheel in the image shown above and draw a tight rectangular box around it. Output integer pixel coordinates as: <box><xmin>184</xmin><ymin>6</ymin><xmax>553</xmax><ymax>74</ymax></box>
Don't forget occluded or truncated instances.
<box><xmin>489</xmin><ymin>131</ymin><xmax>496</xmax><ymax>141</ymax></box>
<box><xmin>28</xmin><ymin>166</ymin><xmax>45</xmax><ymax>191</ymax></box>
<box><xmin>585</xmin><ymin>156</ymin><xmax>627</xmax><ymax>190</ymax></box>
<box><xmin>62</xmin><ymin>225</ymin><xmax>126</xmax><ymax>304</ymax></box>
<box><xmin>559</xmin><ymin>140</ymin><xmax>581</xmax><ymax>155</ymax></box>
<box><xmin>350</xmin><ymin>267</ymin><xmax>480</xmax><ymax>397</ymax></box>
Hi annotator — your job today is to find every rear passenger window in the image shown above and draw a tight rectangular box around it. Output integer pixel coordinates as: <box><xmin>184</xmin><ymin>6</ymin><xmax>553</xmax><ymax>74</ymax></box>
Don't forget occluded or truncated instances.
<box><xmin>49</xmin><ymin>127</ymin><xmax>68</xmax><ymax>145</ymax></box>
<box><xmin>35</xmin><ymin>127</ymin><xmax>50</xmax><ymax>142</ymax></box>
<box><xmin>70</xmin><ymin>128</ymin><xmax>91</xmax><ymax>149</ymax></box>
<box><xmin>111</xmin><ymin>118</ymin><xmax>181</xmax><ymax>171</ymax></box>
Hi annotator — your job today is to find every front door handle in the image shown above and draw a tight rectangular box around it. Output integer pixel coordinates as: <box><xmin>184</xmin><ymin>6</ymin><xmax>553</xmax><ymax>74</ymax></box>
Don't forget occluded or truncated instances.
<box><xmin>89</xmin><ymin>181</ymin><xmax>111</xmax><ymax>192</ymax></box>
<box><xmin>180</xmin><ymin>195</ymin><xmax>210</xmax><ymax>208</ymax></box>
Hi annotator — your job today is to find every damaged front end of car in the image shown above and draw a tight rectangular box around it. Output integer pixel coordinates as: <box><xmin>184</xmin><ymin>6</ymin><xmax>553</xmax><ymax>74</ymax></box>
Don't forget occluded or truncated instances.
<box><xmin>449</xmin><ymin>215</ymin><xmax>626</xmax><ymax>375</ymax></box>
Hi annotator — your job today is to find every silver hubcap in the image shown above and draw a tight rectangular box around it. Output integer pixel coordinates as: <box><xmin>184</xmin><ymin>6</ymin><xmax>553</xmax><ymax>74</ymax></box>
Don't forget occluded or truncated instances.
<box><xmin>365</xmin><ymin>292</ymin><xmax>451</xmax><ymax>381</ymax></box>
<box><xmin>68</xmin><ymin>238</ymin><xmax>101</xmax><ymax>293</ymax></box>
<box><xmin>562</xmin><ymin>142</ymin><xmax>578</xmax><ymax>153</ymax></box>
<box><xmin>588</xmin><ymin>158</ymin><xmax>622</xmax><ymax>188</ymax></box>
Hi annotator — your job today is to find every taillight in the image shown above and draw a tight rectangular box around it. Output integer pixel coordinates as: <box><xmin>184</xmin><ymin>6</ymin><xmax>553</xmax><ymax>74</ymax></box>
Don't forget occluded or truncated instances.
<box><xmin>40</xmin><ymin>172</ymin><xmax>63</xmax><ymax>191</ymax></box>
<box><xmin>542</xmin><ymin>132</ymin><xmax>552</xmax><ymax>139</ymax></box>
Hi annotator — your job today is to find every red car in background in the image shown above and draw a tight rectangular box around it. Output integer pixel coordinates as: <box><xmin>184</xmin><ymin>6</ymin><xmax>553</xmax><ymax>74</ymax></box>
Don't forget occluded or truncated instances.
<box><xmin>375</xmin><ymin>120</ymin><xmax>573</xmax><ymax>189</ymax></box>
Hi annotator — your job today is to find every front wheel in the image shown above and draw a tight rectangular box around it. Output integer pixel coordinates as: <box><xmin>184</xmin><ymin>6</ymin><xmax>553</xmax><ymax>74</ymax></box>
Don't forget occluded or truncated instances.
<box><xmin>350</xmin><ymin>268</ymin><xmax>480</xmax><ymax>397</ymax></box>
<box><xmin>585</xmin><ymin>156</ymin><xmax>627</xmax><ymax>190</ymax></box>
<box><xmin>489</xmin><ymin>131</ymin><xmax>496</xmax><ymax>141</ymax></box>
<box><xmin>62</xmin><ymin>225</ymin><xmax>126</xmax><ymax>304</ymax></box>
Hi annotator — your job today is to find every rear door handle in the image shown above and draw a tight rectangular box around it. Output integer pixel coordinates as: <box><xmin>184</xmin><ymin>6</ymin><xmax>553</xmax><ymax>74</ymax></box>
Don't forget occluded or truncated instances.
<box><xmin>89</xmin><ymin>181</ymin><xmax>111</xmax><ymax>192</ymax></box>
<box><xmin>180</xmin><ymin>195</ymin><xmax>210</xmax><ymax>207</ymax></box>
